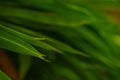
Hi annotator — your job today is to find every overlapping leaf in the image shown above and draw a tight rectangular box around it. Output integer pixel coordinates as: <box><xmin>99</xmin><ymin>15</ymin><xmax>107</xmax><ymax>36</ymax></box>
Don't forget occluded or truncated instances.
<box><xmin>0</xmin><ymin>24</ymin><xmax>45</xmax><ymax>60</ymax></box>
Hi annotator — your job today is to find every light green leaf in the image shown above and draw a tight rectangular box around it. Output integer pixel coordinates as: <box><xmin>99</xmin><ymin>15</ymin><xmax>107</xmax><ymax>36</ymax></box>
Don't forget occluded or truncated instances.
<box><xmin>0</xmin><ymin>26</ymin><xmax>45</xmax><ymax>60</ymax></box>
<box><xmin>0</xmin><ymin>70</ymin><xmax>11</xmax><ymax>80</ymax></box>
<box><xmin>0</xmin><ymin>23</ymin><xmax>62</xmax><ymax>53</ymax></box>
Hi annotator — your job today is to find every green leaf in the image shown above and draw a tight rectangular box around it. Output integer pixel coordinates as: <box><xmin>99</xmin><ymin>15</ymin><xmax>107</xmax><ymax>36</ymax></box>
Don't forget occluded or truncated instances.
<box><xmin>0</xmin><ymin>6</ymin><xmax>92</xmax><ymax>27</ymax></box>
<box><xmin>5</xmin><ymin>24</ymin><xmax>89</xmax><ymax>57</ymax></box>
<box><xmin>0</xmin><ymin>23</ymin><xmax>62</xmax><ymax>53</ymax></box>
<box><xmin>53</xmin><ymin>64</ymin><xmax>81</xmax><ymax>80</ymax></box>
<box><xmin>0</xmin><ymin>25</ymin><xmax>46</xmax><ymax>60</ymax></box>
<box><xmin>0</xmin><ymin>70</ymin><xmax>11</xmax><ymax>80</ymax></box>
<box><xmin>19</xmin><ymin>55</ymin><xmax>32</xmax><ymax>80</ymax></box>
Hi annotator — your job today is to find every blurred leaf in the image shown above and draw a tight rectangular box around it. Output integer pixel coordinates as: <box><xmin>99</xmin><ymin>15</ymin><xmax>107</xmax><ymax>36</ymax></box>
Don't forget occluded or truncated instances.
<box><xmin>5</xmin><ymin>24</ymin><xmax>89</xmax><ymax>57</ymax></box>
<box><xmin>0</xmin><ymin>70</ymin><xmax>11</xmax><ymax>80</ymax></box>
<box><xmin>0</xmin><ymin>23</ymin><xmax>62</xmax><ymax>53</ymax></box>
<box><xmin>19</xmin><ymin>55</ymin><xmax>32</xmax><ymax>80</ymax></box>
<box><xmin>0</xmin><ymin>6</ymin><xmax>91</xmax><ymax>27</ymax></box>
<box><xmin>0</xmin><ymin>0</ymin><xmax>120</xmax><ymax>80</ymax></box>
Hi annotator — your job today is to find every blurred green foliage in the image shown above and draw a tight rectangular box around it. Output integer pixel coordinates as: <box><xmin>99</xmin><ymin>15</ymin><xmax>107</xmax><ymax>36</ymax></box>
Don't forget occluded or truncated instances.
<box><xmin>0</xmin><ymin>0</ymin><xmax>120</xmax><ymax>80</ymax></box>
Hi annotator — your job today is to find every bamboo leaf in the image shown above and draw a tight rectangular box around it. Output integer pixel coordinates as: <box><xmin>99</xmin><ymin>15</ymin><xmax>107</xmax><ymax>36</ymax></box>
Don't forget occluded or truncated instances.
<box><xmin>0</xmin><ymin>25</ymin><xmax>46</xmax><ymax>60</ymax></box>
<box><xmin>0</xmin><ymin>23</ymin><xmax>62</xmax><ymax>53</ymax></box>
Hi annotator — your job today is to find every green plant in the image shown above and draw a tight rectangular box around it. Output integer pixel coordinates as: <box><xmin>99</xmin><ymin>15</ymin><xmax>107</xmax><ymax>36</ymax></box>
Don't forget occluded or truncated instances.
<box><xmin>0</xmin><ymin>0</ymin><xmax>120</xmax><ymax>80</ymax></box>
